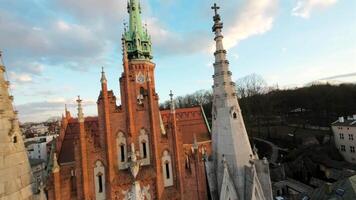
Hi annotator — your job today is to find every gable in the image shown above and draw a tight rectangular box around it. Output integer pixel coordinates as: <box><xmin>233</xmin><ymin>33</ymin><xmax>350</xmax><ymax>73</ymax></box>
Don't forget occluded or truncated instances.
<box><xmin>161</xmin><ymin>106</ymin><xmax>211</xmax><ymax>144</ymax></box>
<box><xmin>219</xmin><ymin>164</ymin><xmax>238</xmax><ymax>200</ymax></box>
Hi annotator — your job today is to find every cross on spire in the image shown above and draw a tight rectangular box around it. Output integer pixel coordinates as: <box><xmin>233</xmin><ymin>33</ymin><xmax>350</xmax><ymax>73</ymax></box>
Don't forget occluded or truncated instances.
<box><xmin>211</xmin><ymin>3</ymin><xmax>220</xmax><ymax>16</ymax></box>
<box><xmin>77</xmin><ymin>95</ymin><xmax>82</xmax><ymax>104</ymax></box>
<box><xmin>169</xmin><ymin>90</ymin><xmax>174</xmax><ymax>101</ymax></box>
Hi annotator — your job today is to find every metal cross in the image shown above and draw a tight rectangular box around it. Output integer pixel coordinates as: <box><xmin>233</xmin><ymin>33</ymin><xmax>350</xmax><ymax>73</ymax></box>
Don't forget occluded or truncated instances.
<box><xmin>211</xmin><ymin>3</ymin><xmax>220</xmax><ymax>15</ymax></box>
<box><xmin>169</xmin><ymin>90</ymin><xmax>174</xmax><ymax>101</ymax></box>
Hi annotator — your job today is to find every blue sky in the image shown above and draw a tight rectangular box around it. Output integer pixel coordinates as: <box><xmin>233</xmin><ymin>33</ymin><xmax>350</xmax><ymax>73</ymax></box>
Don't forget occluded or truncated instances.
<box><xmin>0</xmin><ymin>0</ymin><xmax>355</xmax><ymax>122</ymax></box>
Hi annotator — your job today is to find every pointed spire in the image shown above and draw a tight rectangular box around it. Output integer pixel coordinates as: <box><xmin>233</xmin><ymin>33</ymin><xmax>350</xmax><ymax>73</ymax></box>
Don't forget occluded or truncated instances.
<box><xmin>101</xmin><ymin>67</ymin><xmax>107</xmax><ymax>84</ymax></box>
<box><xmin>64</xmin><ymin>104</ymin><xmax>71</xmax><ymax>119</ymax></box>
<box><xmin>76</xmin><ymin>96</ymin><xmax>84</xmax><ymax>123</ymax></box>
<box><xmin>123</xmin><ymin>0</ymin><xmax>152</xmax><ymax>60</ymax></box>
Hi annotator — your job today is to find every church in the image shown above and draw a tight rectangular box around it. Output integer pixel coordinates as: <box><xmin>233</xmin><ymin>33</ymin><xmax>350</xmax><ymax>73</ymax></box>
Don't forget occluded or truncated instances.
<box><xmin>46</xmin><ymin>0</ymin><xmax>212</xmax><ymax>199</ymax></box>
<box><xmin>46</xmin><ymin>1</ymin><xmax>273</xmax><ymax>200</ymax></box>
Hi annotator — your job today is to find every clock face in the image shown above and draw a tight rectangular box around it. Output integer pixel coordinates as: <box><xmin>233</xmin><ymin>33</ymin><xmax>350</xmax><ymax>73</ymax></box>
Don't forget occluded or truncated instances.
<box><xmin>136</xmin><ymin>72</ymin><xmax>145</xmax><ymax>84</ymax></box>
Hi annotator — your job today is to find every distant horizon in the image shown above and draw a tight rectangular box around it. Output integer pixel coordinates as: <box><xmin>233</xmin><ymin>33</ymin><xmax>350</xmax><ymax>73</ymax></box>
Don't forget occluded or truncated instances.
<box><xmin>15</xmin><ymin>78</ymin><xmax>356</xmax><ymax>123</ymax></box>
<box><xmin>1</xmin><ymin>0</ymin><xmax>355</xmax><ymax>122</ymax></box>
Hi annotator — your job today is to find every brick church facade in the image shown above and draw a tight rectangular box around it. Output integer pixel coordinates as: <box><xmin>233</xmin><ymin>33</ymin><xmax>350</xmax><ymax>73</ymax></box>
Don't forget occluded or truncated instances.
<box><xmin>46</xmin><ymin>0</ymin><xmax>212</xmax><ymax>199</ymax></box>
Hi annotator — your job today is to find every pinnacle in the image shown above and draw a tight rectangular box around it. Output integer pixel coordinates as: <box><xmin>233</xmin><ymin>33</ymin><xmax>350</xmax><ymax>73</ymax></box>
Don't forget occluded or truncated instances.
<box><xmin>101</xmin><ymin>66</ymin><xmax>107</xmax><ymax>83</ymax></box>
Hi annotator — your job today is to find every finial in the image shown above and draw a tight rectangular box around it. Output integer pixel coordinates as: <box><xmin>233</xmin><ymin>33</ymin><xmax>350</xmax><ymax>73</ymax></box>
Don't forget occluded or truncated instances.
<box><xmin>193</xmin><ymin>134</ymin><xmax>198</xmax><ymax>151</ymax></box>
<box><xmin>77</xmin><ymin>96</ymin><xmax>84</xmax><ymax>122</ymax></box>
<box><xmin>52</xmin><ymin>153</ymin><xmax>60</xmax><ymax>173</ymax></box>
<box><xmin>65</xmin><ymin>104</ymin><xmax>68</xmax><ymax>112</ymax></box>
<box><xmin>169</xmin><ymin>90</ymin><xmax>174</xmax><ymax>101</ymax></box>
<box><xmin>253</xmin><ymin>144</ymin><xmax>258</xmax><ymax>155</ymax></box>
<box><xmin>211</xmin><ymin>3</ymin><xmax>223</xmax><ymax>32</ymax></box>
<box><xmin>222</xmin><ymin>154</ymin><xmax>228</xmax><ymax>168</ymax></box>
<box><xmin>77</xmin><ymin>95</ymin><xmax>82</xmax><ymax>103</ymax></box>
<box><xmin>263</xmin><ymin>157</ymin><xmax>268</xmax><ymax>164</ymax></box>
<box><xmin>211</xmin><ymin>3</ymin><xmax>220</xmax><ymax>16</ymax></box>
<box><xmin>0</xmin><ymin>50</ymin><xmax>5</xmax><ymax>70</ymax></box>
<box><xmin>139</xmin><ymin>1</ymin><xmax>142</xmax><ymax>13</ymax></box>
<box><xmin>124</xmin><ymin>21</ymin><xmax>127</xmax><ymax>32</ymax></box>
<box><xmin>169</xmin><ymin>90</ymin><xmax>175</xmax><ymax>113</ymax></box>
<box><xmin>101</xmin><ymin>66</ymin><xmax>107</xmax><ymax>83</ymax></box>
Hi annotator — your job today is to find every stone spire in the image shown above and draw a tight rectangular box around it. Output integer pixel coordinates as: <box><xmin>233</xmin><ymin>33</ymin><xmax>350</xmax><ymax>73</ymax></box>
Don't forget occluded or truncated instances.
<box><xmin>123</xmin><ymin>0</ymin><xmax>153</xmax><ymax>60</ymax></box>
<box><xmin>0</xmin><ymin>51</ymin><xmax>34</xmax><ymax>199</ymax></box>
<box><xmin>209</xmin><ymin>3</ymin><xmax>270</xmax><ymax>199</ymax></box>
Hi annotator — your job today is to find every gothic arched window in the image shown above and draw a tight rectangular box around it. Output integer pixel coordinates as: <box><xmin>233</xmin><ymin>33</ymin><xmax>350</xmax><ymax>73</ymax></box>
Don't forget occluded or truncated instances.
<box><xmin>139</xmin><ymin>129</ymin><xmax>150</xmax><ymax>165</ymax></box>
<box><xmin>94</xmin><ymin>161</ymin><xmax>106</xmax><ymax>200</ymax></box>
<box><xmin>161</xmin><ymin>150</ymin><xmax>173</xmax><ymax>187</ymax></box>
<box><xmin>117</xmin><ymin>132</ymin><xmax>127</xmax><ymax>170</ymax></box>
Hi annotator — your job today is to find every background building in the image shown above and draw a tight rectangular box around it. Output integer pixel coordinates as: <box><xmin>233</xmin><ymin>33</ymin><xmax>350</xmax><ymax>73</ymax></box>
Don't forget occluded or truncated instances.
<box><xmin>331</xmin><ymin>115</ymin><xmax>356</xmax><ymax>163</ymax></box>
<box><xmin>26</xmin><ymin>135</ymin><xmax>57</xmax><ymax>161</ymax></box>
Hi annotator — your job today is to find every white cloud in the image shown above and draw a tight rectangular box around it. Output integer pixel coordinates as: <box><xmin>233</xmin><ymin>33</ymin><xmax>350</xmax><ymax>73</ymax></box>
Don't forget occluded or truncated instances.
<box><xmin>16</xmin><ymin>97</ymin><xmax>97</xmax><ymax>122</ymax></box>
<box><xmin>57</xmin><ymin>20</ymin><xmax>71</xmax><ymax>31</ymax></box>
<box><xmin>147</xmin><ymin>17</ymin><xmax>210</xmax><ymax>55</ymax></box>
<box><xmin>223</xmin><ymin>0</ymin><xmax>278</xmax><ymax>50</ymax></box>
<box><xmin>292</xmin><ymin>0</ymin><xmax>338</xmax><ymax>18</ymax></box>
<box><xmin>9</xmin><ymin>72</ymin><xmax>33</xmax><ymax>84</ymax></box>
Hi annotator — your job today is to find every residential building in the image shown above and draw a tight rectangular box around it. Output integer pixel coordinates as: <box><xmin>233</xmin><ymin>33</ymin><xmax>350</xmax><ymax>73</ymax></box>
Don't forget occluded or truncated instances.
<box><xmin>331</xmin><ymin>115</ymin><xmax>356</xmax><ymax>163</ymax></box>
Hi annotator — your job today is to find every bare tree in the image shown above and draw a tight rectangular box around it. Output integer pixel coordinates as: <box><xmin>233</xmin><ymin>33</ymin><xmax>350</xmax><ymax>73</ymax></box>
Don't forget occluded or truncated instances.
<box><xmin>236</xmin><ymin>73</ymin><xmax>267</xmax><ymax>98</ymax></box>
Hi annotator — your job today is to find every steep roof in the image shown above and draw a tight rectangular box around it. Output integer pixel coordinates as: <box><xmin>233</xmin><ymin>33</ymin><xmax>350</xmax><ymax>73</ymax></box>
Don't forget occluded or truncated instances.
<box><xmin>58</xmin><ymin>117</ymin><xmax>99</xmax><ymax>164</ymax></box>
<box><xmin>161</xmin><ymin>106</ymin><xmax>211</xmax><ymax>144</ymax></box>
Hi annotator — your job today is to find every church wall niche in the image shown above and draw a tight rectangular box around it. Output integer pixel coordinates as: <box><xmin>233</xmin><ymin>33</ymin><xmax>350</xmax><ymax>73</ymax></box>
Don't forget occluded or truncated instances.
<box><xmin>117</xmin><ymin>131</ymin><xmax>128</xmax><ymax>170</ymax></box>
<box><xmin>139</xmin><ymin>128</ymin><xmax>150</xmax><ymax>165</ymax></box>
<box><xmin>94</xmin><ymin>160</ymin><xmax>106</xmax><ymax>200</ymax></box>
<box><xmin>161</xmin><ymin>150</ymin><xmax>173</xmax><ymax>187</ymax></box>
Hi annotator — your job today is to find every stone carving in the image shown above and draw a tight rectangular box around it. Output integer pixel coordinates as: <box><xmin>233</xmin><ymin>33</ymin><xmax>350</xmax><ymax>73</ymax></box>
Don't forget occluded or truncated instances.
<box><xmin>122</xmin><ymin>182</ymin><xmax>151</xmax><ymax>200</ymax></box>
<box><xmin>129</xmin><ymin>143</ymin><xmax>141</xmax><ymax>179</ymax></box>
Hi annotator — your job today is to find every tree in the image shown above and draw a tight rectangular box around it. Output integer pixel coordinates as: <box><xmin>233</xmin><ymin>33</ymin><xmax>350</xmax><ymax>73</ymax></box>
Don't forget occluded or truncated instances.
<box><xmin>236</xmin><ymin>73</ymin><xmax>267</xmax><ymax>98</ymax></box>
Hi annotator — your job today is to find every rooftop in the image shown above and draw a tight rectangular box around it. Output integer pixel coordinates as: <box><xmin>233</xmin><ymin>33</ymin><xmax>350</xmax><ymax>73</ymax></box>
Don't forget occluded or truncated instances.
<box><xmin>332</xmin><ymin>116</ymin><xmax>356</xmax><ymax>127</ymax></box>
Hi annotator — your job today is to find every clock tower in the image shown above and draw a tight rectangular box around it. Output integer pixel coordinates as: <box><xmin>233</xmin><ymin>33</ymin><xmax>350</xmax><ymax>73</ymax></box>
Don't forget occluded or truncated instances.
<box><xmin>48</xmin><ymin>0</ymin><xmax>211</xmax><ymax>199</ymax></box>
<box><xmin>98</xmin><ymin>0</ymin><xmax>183</xmax><ymax>198</ymax></box>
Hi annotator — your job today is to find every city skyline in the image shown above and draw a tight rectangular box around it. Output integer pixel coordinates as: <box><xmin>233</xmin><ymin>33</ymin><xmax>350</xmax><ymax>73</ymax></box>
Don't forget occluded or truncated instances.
<box><xmin>1</xmin><ymin>0</ymin><xmax>355</xmax><ymax>122</ymax></box>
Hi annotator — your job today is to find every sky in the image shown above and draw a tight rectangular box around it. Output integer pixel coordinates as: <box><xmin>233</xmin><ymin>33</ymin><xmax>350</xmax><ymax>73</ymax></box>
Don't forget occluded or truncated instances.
<box><xmin>0</xmin><ymin>0</ymin><xmax>355</xmax><ymax>122</ymax></box>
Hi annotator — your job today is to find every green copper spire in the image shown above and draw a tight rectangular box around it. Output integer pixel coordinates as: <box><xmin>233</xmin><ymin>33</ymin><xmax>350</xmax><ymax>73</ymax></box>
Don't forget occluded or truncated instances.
<box><xmin>123</xmin><ymin>0</ymin><xmax>153</xmax><ymax>60</ymax></box>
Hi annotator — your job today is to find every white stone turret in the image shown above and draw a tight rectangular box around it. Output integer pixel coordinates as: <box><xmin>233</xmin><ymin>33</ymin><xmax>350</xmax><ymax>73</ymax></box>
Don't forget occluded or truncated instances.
<box><xmin>207</xmin><ymin>4</ymin><xmax>272</xmax><ymax>200</ymax></box>
<box><xmin>0</xmin><ymin>51</ymin><xmax>34</xmax><ymax>199</ymax></box>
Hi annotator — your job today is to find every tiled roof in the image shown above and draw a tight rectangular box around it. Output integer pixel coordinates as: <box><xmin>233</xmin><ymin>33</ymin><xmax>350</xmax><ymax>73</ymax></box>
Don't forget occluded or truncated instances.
<box><xmin>58</xmin><ymin>117</ymin><xmax>99</xmax><ymax>164</ymax></box>
<box><xmin>161</xmin><ymin>106</ymin><xmax>211</xmax><ymax>144</ymax></box>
